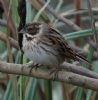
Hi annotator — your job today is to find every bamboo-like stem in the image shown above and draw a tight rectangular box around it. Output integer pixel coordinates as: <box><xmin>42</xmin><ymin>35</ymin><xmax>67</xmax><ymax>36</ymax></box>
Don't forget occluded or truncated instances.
<box><xmin>0</xmin><ymin>61</ymin><xmax>98</xmax><ymax>90</ymax></box>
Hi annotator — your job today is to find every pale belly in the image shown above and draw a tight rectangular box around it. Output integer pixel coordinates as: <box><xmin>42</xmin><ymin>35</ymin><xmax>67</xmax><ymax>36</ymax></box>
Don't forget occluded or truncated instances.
<box><xmin>22</xmin><ymin>41</ymin><xmax>61</xmax><ymax>67</ymax></box>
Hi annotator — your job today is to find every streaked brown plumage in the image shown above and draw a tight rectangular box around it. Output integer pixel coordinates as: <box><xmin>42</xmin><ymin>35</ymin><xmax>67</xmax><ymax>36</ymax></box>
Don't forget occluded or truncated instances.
<box><xmin>19</xmin><ymin>22</ymin><xmax>91</xmax><ymax>68</ymax></box>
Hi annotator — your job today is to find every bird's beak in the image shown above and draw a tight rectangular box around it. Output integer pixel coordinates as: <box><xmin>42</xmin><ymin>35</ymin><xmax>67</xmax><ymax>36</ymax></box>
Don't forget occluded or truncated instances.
<box><xmin>18</xmin><ymin>29</ymin><xmax>25</xmax><ymax>34</ymax></box>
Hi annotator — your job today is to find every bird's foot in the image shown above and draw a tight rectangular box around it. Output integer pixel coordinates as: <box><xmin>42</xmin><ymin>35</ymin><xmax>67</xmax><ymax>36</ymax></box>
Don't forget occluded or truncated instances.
<box><xmin>26</xmin><ymin>61</ymin><xmax>41</xmax><ymax>75</ymax></box>
<box><xmin>29</xmin><ymin>63</ymin><xmax>41</xmax><ymax>75</ymax></box>
<box><xmin>49</xmin><ymin>68</ymin><xmax>61</xmax><ymax>80</ymax></box>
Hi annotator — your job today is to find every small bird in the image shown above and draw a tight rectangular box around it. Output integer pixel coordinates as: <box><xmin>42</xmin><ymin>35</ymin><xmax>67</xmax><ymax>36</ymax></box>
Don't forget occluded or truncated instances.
<box><xmin>18</xmin><ymin>22</ymin><xmax>90</xmax><ymax>73</ymax></box>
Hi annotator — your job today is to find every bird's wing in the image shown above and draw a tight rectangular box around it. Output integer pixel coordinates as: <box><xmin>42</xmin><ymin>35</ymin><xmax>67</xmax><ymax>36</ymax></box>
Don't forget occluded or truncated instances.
<box><xmin>47</xmin><ymin>28</ymin><xmax>91</xmax><ymax>65</ymax></box>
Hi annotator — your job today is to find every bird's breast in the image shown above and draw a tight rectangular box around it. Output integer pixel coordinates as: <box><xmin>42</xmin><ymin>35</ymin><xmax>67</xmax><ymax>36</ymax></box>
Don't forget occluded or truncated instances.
<box><xmin>22</xmin><ymin>37</ymin><xmax>61</xmax><ymax>66</ymax></box>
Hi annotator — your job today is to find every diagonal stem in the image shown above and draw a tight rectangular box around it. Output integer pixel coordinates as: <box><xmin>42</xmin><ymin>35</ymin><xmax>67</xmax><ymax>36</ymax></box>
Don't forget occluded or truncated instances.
<box><xmin>87</xmin><ymin>0</ymin><xmax>98</xmax><ymax>50</ymax></box>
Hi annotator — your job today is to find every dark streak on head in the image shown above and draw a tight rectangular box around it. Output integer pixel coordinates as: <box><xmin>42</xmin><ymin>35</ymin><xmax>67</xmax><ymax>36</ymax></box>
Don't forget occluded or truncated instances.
<box><xmin>25</xmin><ymin>22</ymin><xmax>41</xmax><ymax>35</ymax></box>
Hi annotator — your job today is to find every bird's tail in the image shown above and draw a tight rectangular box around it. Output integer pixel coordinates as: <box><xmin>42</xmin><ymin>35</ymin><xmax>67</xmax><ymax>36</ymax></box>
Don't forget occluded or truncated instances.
<box><xmin>65</xmin><ymin>49</ymin><xmax>92</xmax><ymax>67</ymax></box>
<box><xmin>75</xmin><ymin>53</ymin><xmax>92</xmax><ymax>67</ymax></box>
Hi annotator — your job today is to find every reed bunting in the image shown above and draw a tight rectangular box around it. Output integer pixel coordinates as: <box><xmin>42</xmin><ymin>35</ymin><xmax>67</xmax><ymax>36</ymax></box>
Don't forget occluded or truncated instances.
<box><xmin>18</xmin><ymin>22</ymin><xmax>90</xmax><ymax>73</ymax></box>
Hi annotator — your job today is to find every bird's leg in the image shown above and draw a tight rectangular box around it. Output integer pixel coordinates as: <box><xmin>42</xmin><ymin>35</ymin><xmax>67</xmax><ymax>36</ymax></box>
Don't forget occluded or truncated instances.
<box><xmin>29</xmin><ymin>63</ymin><xmax>41</xmax><ymax>74</ymax></box>
<box><xmin>26</xmin><ymin>61</ymin><xmax>41</xmax><ymax>74</ymax></box>
<box><xmin>49</xmin><ymin>67</ymin><xmax>61</xmax><ymax>80</ymax></box>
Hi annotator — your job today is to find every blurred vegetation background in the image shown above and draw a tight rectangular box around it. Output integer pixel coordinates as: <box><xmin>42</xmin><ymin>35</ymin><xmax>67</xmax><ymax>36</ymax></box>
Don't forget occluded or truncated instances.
<box><xmin>0</xmin><ymin>0</ymin><xmax>98</xmax><ymax>100</ymax></box>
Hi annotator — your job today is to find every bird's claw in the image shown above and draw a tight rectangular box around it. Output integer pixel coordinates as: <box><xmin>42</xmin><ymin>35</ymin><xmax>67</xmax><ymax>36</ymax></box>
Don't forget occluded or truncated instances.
<box><xmin>49</xmin><ymin>68</ymin><xmax>60</xmax><ymax>80</ymax></box>
<box><xmin>29</xmin><ymin>63</ymin><xmax>41</xmax><ymax>75</ymax></box>
<box><xmin>26</xmin><ymin>61</ymin><xmax>41</xmax><ymax>75</ymax></box>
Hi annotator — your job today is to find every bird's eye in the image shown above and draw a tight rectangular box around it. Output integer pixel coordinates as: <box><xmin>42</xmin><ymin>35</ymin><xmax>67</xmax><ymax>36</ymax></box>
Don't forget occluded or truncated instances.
<box><xmin>25</xmin><ymin>24</ymin><xmax>40</xmax><ymax>35</ymax></box>
<box><xmin>28</xmin><ymin>28</ymin><xmax>39</xmax><ymax>35</ymax></box>
<box><xmin>27</xmin><ymin>27</ymin><xmax>32</xmax><ymax>31</ymax></box>
<box><xmin>25</xmin><ymin>27</ymin><xmax>31</xmax><ymax>32</ymax></box>
<box><xmin>24</xmin><ymin>27</ymin><xmax>33</xmax><ymax>35</ymax></box>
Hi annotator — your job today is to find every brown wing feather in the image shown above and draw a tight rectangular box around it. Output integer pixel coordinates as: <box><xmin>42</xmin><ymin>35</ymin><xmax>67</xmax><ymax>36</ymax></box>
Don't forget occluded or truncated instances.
<box><xmin>47</xmin><ymin>28</ymin><xmax>91</xmax><ymax>65</ymax></box>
